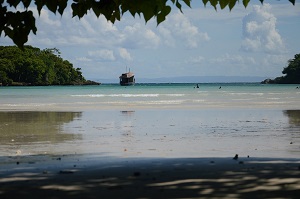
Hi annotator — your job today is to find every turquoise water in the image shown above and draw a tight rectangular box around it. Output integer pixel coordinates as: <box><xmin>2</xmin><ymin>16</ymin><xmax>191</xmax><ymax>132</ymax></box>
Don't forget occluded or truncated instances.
<box><xmin>0</xmin><ymin>83</ymin><xmax>299</xmax><ymax>111</ymax></box>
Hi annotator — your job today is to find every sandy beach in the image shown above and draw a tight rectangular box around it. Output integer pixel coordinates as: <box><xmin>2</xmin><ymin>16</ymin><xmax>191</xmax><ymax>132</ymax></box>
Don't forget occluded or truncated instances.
<box><xmin>1</xmin><ymin>155</ymin><xmax>300</xmax><ymax>199</ymax></box>
<box><xmin>1</xmin><ymin>109</ymin><xmax>300</xmax><ymax>198</ymax></box>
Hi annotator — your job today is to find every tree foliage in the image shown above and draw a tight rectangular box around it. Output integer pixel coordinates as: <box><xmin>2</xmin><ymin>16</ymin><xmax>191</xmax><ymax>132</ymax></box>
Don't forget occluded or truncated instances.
<box><xmin>0</xmin><ymin>0</ymin><xmax>296</xmax><ymax>48</ymax></box>
<box><xmin>0</xmin><ymin>45</ymin><xmax>99</xmax><ymax>85</ymax></box>
<box><xmin>261</xmin><ymin>53</ymin><xmax>300</xmax><ymax>84</ymax></box>
<box><xmin>280</xmin><ymin>54</ymin><xmax>300</xmax><ymax>84</ymax></box>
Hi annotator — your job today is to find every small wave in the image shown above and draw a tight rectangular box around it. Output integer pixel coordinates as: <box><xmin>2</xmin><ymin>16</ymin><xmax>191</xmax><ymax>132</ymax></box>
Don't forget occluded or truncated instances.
<box><xmin>232</xmin><ymin>99</ymin><xmax>252</xmax><ymax>101</ymax></box>
<box><xmin>105</xmin><ymin>100</ymin><xmax>184</xmax><ymax>105</ymax></box>
<box><xmin>138</xmin><ymin>100</ymin><xmax>184</xmax><ymax>105</ymax></box>
<box><xmin>72</xmin><ymin>94</ymin><xmax>159</xmax><ymax>98</ymax></box>
<box><xmin>164</xmin><ymin>94</ymin><xmax>185</xmax><ymax>97</ymax></box>
<box><xmin>228</xmin><ymin>93</ymin><xmax>264</xmax><ymax>96</ymax></box>
<box><xmin>121</xmin><ymin>94</ymin><xmax>159</xmax><ymax>97</ymax></box>
<box><xmin>71</xmin><ymin>94</ymin><xmax>105</xmax><ymax>97</ymax></box>
<box><xmin>192</xmin><ymin>99</ymin><xmax>205</xmax><ymax>102</ymax></box>
<box><xmin>267</xmin><ymin>92</ymin><xmax>284</xmax><ymax>95</ymax></box>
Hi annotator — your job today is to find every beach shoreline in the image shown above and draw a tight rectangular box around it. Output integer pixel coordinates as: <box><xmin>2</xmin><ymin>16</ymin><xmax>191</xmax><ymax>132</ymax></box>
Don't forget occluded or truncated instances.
<box><xmin>1</xmin><ymin>84</ymin><xmax>300</xmax><ymax>198</ymax></box>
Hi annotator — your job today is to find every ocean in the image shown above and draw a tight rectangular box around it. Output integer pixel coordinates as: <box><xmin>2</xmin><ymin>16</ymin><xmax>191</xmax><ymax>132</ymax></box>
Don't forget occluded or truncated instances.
<box><xmin>0</xmin><ymin>83</ymin><xmax>299</xmax><ymax>111</ymax></box>
<box><xmin>0</xmin><ymin>83</ymin><xmax>299</xmax><ymax>159</ymax></box>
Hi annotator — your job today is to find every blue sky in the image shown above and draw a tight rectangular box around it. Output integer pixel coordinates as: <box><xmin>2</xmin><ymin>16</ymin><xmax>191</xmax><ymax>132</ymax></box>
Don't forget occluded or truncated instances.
<box><xmin>1</xmin><ymin>1</ymin><xmax>299</xmax><ymax>82</ymax></box>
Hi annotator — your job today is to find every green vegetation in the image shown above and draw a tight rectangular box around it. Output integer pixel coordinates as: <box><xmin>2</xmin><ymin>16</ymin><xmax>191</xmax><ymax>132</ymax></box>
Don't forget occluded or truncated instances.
<box><xmin>261</xmin><ymin>53</ymin><xmax>300</xmax><ymax>84</ymax></box>
<box><xmin>0</xmin><ymin>45</ymin><xmax>99</xmax><ymax>86</ymax></box>
<box><xmin>0</xmin><ymin>0</ymin><xmax>295</xmax><ymax>48</ymax></box>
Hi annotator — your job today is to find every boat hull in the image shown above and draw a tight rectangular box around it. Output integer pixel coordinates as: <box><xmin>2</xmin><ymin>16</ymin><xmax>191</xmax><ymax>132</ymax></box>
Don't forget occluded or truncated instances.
<box><xmin>120</xmin><ymin>82</ymin><xmax>135</xmax><ymax>86</ymax></box>
<box><xmin>119</xmin><ymin>72</ymin><xmax>135</xmax><ymax>86</ymax></box>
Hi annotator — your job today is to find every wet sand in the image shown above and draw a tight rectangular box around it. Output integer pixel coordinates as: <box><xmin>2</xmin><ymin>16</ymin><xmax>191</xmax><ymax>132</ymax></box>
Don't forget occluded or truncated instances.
<box><xmin>1</xmin><ymin>109</ymin><xmax>300</xmax><ymax>198</ymax></box>
<box><xmin>1</xmin><ymin>110</ymin><xmax>299</xmax><ymax>158</ymax></box>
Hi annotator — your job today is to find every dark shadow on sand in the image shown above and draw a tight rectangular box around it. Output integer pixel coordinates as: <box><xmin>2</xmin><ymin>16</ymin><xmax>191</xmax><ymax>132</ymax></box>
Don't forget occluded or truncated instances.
<box><xmin>0</xmin><ymin>156</ymin><xmax>299</xmax><ymax>199</ymax></box>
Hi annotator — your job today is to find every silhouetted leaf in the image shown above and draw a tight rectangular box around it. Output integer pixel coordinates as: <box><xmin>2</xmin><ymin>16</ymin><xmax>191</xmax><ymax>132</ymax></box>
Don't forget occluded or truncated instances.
<box><xmin>243</xmin><ymin>0</ymin><xmax>250</xmax><ymax>7</ymax></box>
<box><xmin>289</xmin><ymin>0</ymin><xmax>295</xmax><ymax>5</ymax></box>
<box><xmin>157</xmin><ymin>5</ymin><xmax>171</xmax><ymax>25</ymax></box>
<box><xmin>35</xmin><ymin>0</ymin><xmax>45</xmax><ymax>15</ymax></box>
<box><xmin>210</xmin><ymin>0</ymin><xmax>218</xmax><ymax>10</ymax></box>
<box><xmin>220</xmin><ymin>0</ymin><xmax>229</xmax><ymax>9</ymax></box>
<box><xmin>58</xmin><ymin>0</ymin><xmax>68</xmax><ymax>15</ymax></box>
<box><xmin>183</xmin><ymin>0</ymin><xmax>191</xmax><ymax>8</ymax></box>
<box><xmin>45</xmin><ymin>1</ymin><xmax>58</xmax><ymax>14</ymax></box>
<box><xmin>176</xmin><ymin>1</ymin><xmax>182</xmax><ymax>12</ymax></box>
<box><xmin>71</xmin><ymin>2</ymin><xmax>89</xmax><ymax>18</ymax></box>
<box><xmin>91</xmin><ymin>1</ymin><xmax>101</xmax><ymax>17</ymax></box>
<box><xmin>202</xmin><ymin>0</ymin><xmax>209</xmax><ymax>6</ymax></box>
<box><xmin>229</xmin><ymin>0</ymin><xmax>236</xmax><ymax>10</ymax></box>
<box><xmin>92</xmin><ymin>0</ymin><xmax>120</xmax><ymax>22</ymax></box>
<box><xmin>22</xmin><ymin>0</ymin><xmax>32</xmax><ymax>8</ymax></box>
<box><xmin>7</xmin><ymin>0</ymin><xmax>21</xmax><ymax>8</ymax></box>
<box><xmin>143</xmin><ymin>9</ymin><xmax>153</xmax><ymax>22</ymax></box>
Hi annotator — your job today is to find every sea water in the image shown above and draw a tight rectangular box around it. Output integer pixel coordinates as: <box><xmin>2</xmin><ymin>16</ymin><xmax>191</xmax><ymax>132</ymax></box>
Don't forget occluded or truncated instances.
<box><xmin>0</xmin><ymin>83</ymin><xmax>299</xmax><ymax>110</ymax></box>
<box><xmin>0</xmin><ymin>83</ymin><xmax>299</xmax><ymax>159</ymax></box>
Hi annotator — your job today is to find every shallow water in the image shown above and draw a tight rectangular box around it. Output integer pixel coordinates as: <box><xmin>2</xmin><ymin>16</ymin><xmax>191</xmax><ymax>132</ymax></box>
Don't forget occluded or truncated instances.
<box><xmin>0</xmin><ymin>109</ymin><xmax>299</xmax><ymax>159</ymax></box>
<box><xmin>0</xmin><ymin>83</ymin><xmax>299</xmax><ymax>111</ymax></box>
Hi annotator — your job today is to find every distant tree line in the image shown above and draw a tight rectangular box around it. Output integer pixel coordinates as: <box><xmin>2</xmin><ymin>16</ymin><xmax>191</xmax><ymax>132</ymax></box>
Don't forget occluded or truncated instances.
<box><xmin>262</xmin><ymin>53</ymin><xmax>300</xmax><ymax>84</ymax></box>
<box><xmin>0</xmin><ymin>45</ymin><xmax>99</xmax><ymax>86</ymax></box>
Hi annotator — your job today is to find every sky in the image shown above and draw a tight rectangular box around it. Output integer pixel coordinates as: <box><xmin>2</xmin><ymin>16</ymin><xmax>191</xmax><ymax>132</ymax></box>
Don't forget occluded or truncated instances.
<box><xmin>1</xmin><ymin>1</ymin><xmax>300</xmax><ymax>83</ymax></box>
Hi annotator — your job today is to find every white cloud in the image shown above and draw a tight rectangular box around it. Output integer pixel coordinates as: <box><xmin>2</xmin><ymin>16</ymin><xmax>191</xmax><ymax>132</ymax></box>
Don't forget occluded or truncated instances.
<box><xmin>241</xmin><ymin>4</ymin><xmax>286</xmax><ymax>54</ymax></box>
<box><xmin>262</xmin><ymin>54</ymin><xmax>289</xmax><ymax>68</ymax></box>
<box><xmin>210</xmin><ymin>53</ymin><xmax>256</xmax><ymax>66</ymax></box>
<box><xmin>268</xmin><ymin>3</ymin><xmax>300</xmax><ymax>18</ymax></box>
<box><xmin>159</xmin><ymin>12</ymin><xmax>210</xmax><ymax>48</ymax></box>
<box><xmin>119</xmin><ymin>48</ymin><xmax>132</xmax><ymax>61</ymax></box>
<box><xmin>121</xmin><ymin>22</ymin><xmax>161</xmax><ymax>49</ymax></box>
<box><xmin>186</xmin><ymin>56</ymin><xmax>205</xmax><ymax>64</ymax></box>
<box><xmin>29</xmin><ymin>8</ymin><xmax>121</xmax><ymax>47</ymax></box>
<box><xmin>88</xmin><ymin>50</ymin><xmax>115</xmax><ymax>61</ymax></box>
<box><xmin>158</xmin><ymin>26</ymin><xmax>175</xmax><ymax>47</ymax></box>
<box><xmin>29</xmin><ymin>8</ymin><xmax>208</xmax><ymax>50</ymax></box>
<box><xmin>76</xmin><ymin>57</ymin><xmax>92</xmax><ymax>62</ymax></box>
<box><xmin>39</xmin><ymin>9</ymin><xmax>61</xmax><ymax>27</ymax></box>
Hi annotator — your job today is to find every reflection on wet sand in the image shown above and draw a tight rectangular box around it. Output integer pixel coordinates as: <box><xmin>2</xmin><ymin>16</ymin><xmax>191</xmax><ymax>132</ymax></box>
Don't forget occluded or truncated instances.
<box><xmin>283</xmin><ymin>110</ymin><xmax>300</xmax><ymax>126</ymax></box>
<box><xmin>1</xmin><ymin>110</ymin><xmax>300</xmax><ymax>159</ymax></box>
<box><xmin>120</xmin><ymin>110</ymin><xmax>135</xmax><ymax>116</ymax></box>
<box><xmin>282</xmin><ymin>110</ymin><xmax>300</xmax><ymax>155</ymax></box>
<box><xmin>0</xmin><ymin>112</ymin><xmax>83</xmax><ymax>145</ymax></box>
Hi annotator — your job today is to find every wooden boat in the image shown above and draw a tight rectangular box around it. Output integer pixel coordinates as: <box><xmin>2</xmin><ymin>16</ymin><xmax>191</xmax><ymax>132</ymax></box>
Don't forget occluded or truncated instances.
<box><xmin>119</xmin><ymin>69</ymin><xmax>135</xmax><ymax>86</ymax></box>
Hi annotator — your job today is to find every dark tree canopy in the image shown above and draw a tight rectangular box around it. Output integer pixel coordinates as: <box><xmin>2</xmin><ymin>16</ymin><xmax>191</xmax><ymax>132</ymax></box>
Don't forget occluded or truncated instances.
<box><xmin>0</xmin><ymin>45</ymin><xmax>99</xmax><ymax>85</ymax></box>
<box><xmin>280</xmin><ymin>54</ymin><xmax>300</xmax><ymax>84</ymax></box>
<box><xmin>261</xmin><ymin>53</ymin><xmax>300</xmax><ymax>84</ymax></box>
<box><xmin>0</xmin><ymin>0</ymin><xmax>296</xmax><ymax>48</ymax></box>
